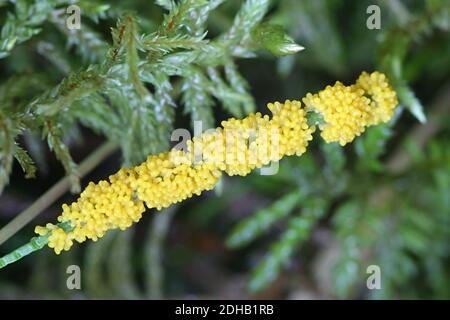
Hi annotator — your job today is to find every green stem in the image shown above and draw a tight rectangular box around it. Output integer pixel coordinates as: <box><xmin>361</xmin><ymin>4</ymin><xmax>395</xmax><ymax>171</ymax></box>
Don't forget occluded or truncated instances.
<box><xmin>0</xmin><ymin>236</ymin><xmax>48</xmax><ymax>269</ymax></box>
<box><xmin>0</xmin><ymin>221</ymin><xmax>72</xmax><ymax>269</ymax></box>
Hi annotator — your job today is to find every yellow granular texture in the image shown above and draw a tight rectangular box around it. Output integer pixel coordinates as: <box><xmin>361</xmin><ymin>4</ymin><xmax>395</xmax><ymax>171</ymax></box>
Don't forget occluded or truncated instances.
<box><xmin>302</xmin><ymin>82</ymin><xmax>372</xmax><ymax>146</ymax></box>
<box><xmin>35</xmin><ymin>71</ymin><xmax>398</xmax><ymax>254</ymax></box>
<box><xmin>35</xmin><ymin>100</ymin><xmax>314</xmax><ymax>254</ymax></box>
<box><xmin>356</xmin><ymin>71</ymin><xmax>399</xmax><ymax>125</ymax></box>
<box><xmin>302</xmin><ymin>71</ymin><xmax>397</xmax><ymax>146</ymax></box>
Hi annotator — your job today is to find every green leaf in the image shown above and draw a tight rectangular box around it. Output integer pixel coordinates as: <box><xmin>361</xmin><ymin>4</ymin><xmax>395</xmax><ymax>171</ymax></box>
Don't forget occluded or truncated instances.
<box><xmin>181</xmin><ymin>67</ymin><xmax>215</xmax><ymax>129</ymax></box>
<box><xmin>207</xmin><ymin>66</ymin><xmax>250</xmax><ymax>118</ymax></box>
<box><xmin>13</xmin><ymin>144</ymin><xmax>36</xmax><ymax>179</ymax></box>
<box><xmin>142</xmin><ymin>33</ymin><xmax>208</xmax><ymax>54</ymax></box>
<box><xmin>123</xmin><ymin>14</ymin><xmax>152</xmax><ymax>102</ymax></box>
<box><xmin>397</xmin><ymin>84</ymin><xmax>427</xmax><ymax>123</ymax></box>
<box><xmin>34</xmin><ymin>68</ymin><xmax>104</xmax><ymax>116</ymax></box>
<box><xmin>51</xmin><ymin>14</ymin><xmax>108</xmax><ymax>64</ymax></box>
<box><xmin>44</xmin><ymin>119</ymin><xmax>80</xmax><ymax>193</ymax></box>
<box><xmin>223</xmin><ymin>0</ymin><xmax>271</xmax><ymax>45</ymax></box>
<box><xmin>251</xmin><ymin>23</ymin><xmax>304</xmax><ymax>57</ymax></box>
<box><xmin>249</xmin><ymin>198</ymin><xmax>326</xmax><ymax>292</ymax></box>
<box><xmin>0</xmin><ymin>0</ymin><xmax>60</xmax><ymax>58</ymax></box>
<box><xmin>226</xmin><ymin>191</ymin><xmax>302</xmax><ymax>249</ymax></box>
<box><xmin>159</xmin><ymin>0</ymin><xmax>208</xmax><ymax>36</ymax></box>
<box><xmin>224</xmin><ymin>61</ymin><xmax>256</xmax><ymax>114</ymax></box>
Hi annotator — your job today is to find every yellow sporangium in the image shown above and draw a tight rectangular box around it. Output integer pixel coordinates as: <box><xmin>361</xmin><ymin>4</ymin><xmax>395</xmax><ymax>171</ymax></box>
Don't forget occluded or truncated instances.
<box><xmin>356</xmin><ymin>71</ymin><xmax>399</xmax><ymax>124</ymax></box>
<box><xmin>302</xmin><ymin>71</ymin><xmax>398</xmax><ymax>146</ymax></box>
<box><xmin>35</xmin><ymin>71</ymin><xmax>398</xmax><ymax>254</ymax></box>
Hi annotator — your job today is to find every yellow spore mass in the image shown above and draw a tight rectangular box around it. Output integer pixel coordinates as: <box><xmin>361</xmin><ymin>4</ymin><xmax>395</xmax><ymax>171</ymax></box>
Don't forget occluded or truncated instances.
<box><xmin>302</xmin><ymin>71</ymin><xmax>398</xmax><ymax>146</ymax></box>
<box><xmin>35</xmin><ymin>71</ymin><xmax>398</xmax><ymax>254</ymax></box>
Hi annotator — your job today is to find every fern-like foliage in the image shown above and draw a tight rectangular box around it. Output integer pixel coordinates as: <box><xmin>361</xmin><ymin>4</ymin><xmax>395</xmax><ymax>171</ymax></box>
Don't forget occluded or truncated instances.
<box><xmin>0</xmin><ymin>0</ymin><xmax>301</xmax><ymax>191</ymax></box>
<box><xmin>1</xmin><ymin>0</ymin><xmax>448</xmax><ymax>300</ymax></box>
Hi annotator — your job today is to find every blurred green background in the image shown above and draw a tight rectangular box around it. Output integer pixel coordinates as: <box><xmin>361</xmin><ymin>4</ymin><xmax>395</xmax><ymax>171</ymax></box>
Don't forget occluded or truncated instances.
<box><xmin>0</xmin><ymin>0</ymin><xmax>449</xmax><ymax>299</ymax></box>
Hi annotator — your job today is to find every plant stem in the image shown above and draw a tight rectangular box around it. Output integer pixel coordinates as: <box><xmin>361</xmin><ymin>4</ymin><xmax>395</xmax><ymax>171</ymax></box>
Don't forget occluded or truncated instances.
<box><xmin>0</xmin><ymin>140</ymin><xmax>118</xmax><ymax>246</ymax></box>
<box><xmin>0</xmin><ymin>221</ymin><xmax>72</xmax><ymax>269</ymax></box>
<box><xmin>0</xmin><ymin>236</ymin><xmax>48</xmax><ymax>269</ymax></box>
